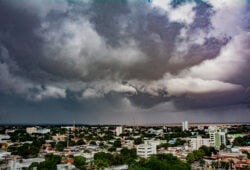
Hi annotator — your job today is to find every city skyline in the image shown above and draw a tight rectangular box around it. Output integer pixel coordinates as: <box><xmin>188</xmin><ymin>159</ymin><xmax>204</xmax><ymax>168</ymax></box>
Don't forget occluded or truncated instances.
<box><xmin>0</xmin><ymin>0</ymin><xmax>249</xmax><ymax>124</ymax></box>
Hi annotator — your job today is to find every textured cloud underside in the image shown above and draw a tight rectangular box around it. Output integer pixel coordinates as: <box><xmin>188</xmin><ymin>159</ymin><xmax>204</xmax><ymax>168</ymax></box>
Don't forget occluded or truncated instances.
<box><xmin>0</xmin><ymin>0</ymin><xmax>249</xmax><ymax>111</ymax></box>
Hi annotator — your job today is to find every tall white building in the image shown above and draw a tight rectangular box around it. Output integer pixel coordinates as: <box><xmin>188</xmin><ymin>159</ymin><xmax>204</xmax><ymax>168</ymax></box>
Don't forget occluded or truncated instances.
<box><xmin>209</xmin><ymin>126</ymin><xmax>227</xmax><ymax>148</ymax></box>
<box><xmin>182</xmin><ymin>121</ymin><xmax>188</xmax><ymax>131</ymax></box>
<box><xmin>137</xmin><ymin>142</ymin><xmax>157</xmax><ymax>158</ymax></box>
<box><xmin>116</xmin><ymin>126</ymin><xmax>123</xmax><ymax>136</ymax></box>
<box><xmin>190</xmin><ymin>136</ymin><xmax>210</xmax><ymax>151</ymax></box>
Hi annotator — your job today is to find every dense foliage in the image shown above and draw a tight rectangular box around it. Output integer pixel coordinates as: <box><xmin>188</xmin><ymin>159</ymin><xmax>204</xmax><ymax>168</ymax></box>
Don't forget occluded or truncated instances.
<box><xmin>94</xmin><ymin>148</ymin><xmax>137</xmax><ymax>169</ymax></box>
<box><xmin>129</xmin><ymin>154</ymin><xmax>190</xmax><ymax>170</ymax></box>
<box><xmin>186</xmin><ymin>145</ymin><xmax>217</xmax><ymax>163</ymax></box>
<box><xmin>29</xmin><ymin>154</ymin><xmax>62</xmax><ymax>170</ymax></box>
<box><xmin>73</xmin><ymin>156</ymin><xmax>86</xmax><ymax>170</ymax></box>
<box><xmin>233</xmin><ymin>136</ymin><xmax>250</xmax><ymax>146</ymax></box>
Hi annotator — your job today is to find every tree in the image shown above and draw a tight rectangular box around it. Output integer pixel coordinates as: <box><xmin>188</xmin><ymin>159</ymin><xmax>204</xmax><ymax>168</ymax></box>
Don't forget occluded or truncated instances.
<box><xmin>112</xmin><ymin>154</ymin><xmax>124</xmax><ymax>165</ymax></box>
<box><xmin>29</xmin><ymin>154</ymin><xmax>62</xmax><ymax>170</ymax></box>
<box><xmin>199</xmin><ymin>145</ymin><xmax>211</xmax><ymax>156</ymax></box>
<box><xmin>134</xmin><ymin>138</ymin><xmax>143</xmax><ymax>145</ymax></box>
<box><xmin>74</xmin><ymin>156</ymin><xmax>86</xmax><ymax>169</ymax></box>
<box><xmin>56</xmin><ymin>141</ymin><xmax>66</xmax><ymax>151</ymax></box>
<box><xmin>37</xmin><ymin>160</ymin><xmax>57</xmax><ymax>169</ymax></box>
<box><xmin>76</xmin><ymin>140</ymin><xmax>85</xmax><ymax>145</ymax></box>
<box><xmin>174</xmin><ymin>138</ymin><xmax>186</xmax><ymax>146</ymax></box>
<box><xmin>99</xmin><ymin>142</ymin><xmax>104</xmax><ymax>147</ymax></box>
<box><xmin>90</xmin><ymin>141</ymin><xmax>97</xmax><ymax>145</ymax></box>
<box><xmin>94</xmin><ymin>152</ymin><xmax>114</xmax><ymax>167</ymax></box>
<box><xmin>233</xmin><ymin>136</ymin><xmax>250</xmax><ymax>146</ymax></box>
<box><xmin>28</xmin><ymin>162</ymin><xmax>39</xmax><ymax>170</ymax></box>
<box><xmin>220</xmin><ymin>143</ymin><xmax>226</xmax><ymax>150</ymax></box>
<box><xmin>120</xmin><ymin>148</ymin><xmax>137</xmax><ymax>164</ymax></box>
<box><xmin>69</xmin><ymin>140</ymin><xmax>76</xmax><ymax>146</ymax></box>
<box><xmin>186</xmin><ymin>153</ymin><xmax>195</xmax><ymax>163</ymax></box>
<box><xmin>113</xmin><ymin>140</ymin><xmax>122</xmax><ymax>148</ymax></box>
<box><xmin>95</xmin><ymin>159</ymin><xmax>109</xmax><ymax>169</ymax></box>
<box><xmin>45</xmin><ymin>154</ymin><xmax>62</xmax><ymax>164</ymax></box>
<box><xmin>108</xmin><ymin>146</ymin><xmax>116</xmax><ymax>152</ymax></box>
<box><xmin>129</xmin><ymin>153</ymin><xmax>190</xmax><ymax>170</ymax></box>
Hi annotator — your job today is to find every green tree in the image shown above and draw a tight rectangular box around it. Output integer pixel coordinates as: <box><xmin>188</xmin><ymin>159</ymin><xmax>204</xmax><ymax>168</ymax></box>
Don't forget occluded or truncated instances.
<box><xmin>108</xmin><ymin>146</ymin><xmax>116</xmax><ymax>152</ymax></box>
<box><xmin>29</xmin><ymin>154</ymin><xmax>62</xmax><ymax>170</ymax></box>
<box><xmin>90</xmin><ymin>141</ymin><xmax>97</xmax><ymax>145</ymax></box>
<box><xmin>95</xmin><ymin>159</ymin><xmax>110</xmax><ymax>169</ymax></box>
<box><xmin>45</xmin><ymin>154</ymin><xmax>62</xmax><ymax>164</ymax></box>
<box><xmin>186</xmin><ymin>153</ymin><xmax>195</xmax><ymax>163</ymax></box>
<box><xmin>28</xmin><ymin>162</ymin><xmax>39</xmax><ymax>170</ymax></box>
<box><xmin>113</xmin><ymin>140</ymin><xmax>122</xmax><ymax>148</ymax></box>
<box><xmin>56</xmin><ymin>141</ymin><xmax>66</xmax><ymax>151</ymax></box>
<box><xmin>74</xmin><ymin>156</ymin><xmax>86</xmax><ymax>169</ymax></box>
<box><xmin>76</xmin><ymin>140</ymin><xmax>85</xmax><ymax>145</ymax></box>
<box><xmin>38</xmin><ymin>160</ymin><xmax>57</xmax><ymax>170</ymax></box>
<box><xmin>94</xmin><ymin>152</ymin><xmax>114</xmax><ymax>167</ymax></box>
<box><xmin>134</xmin><ymin>138</ymin><xmax>143</xmax><ymax>145</ymax></box>
<box><xmin>129</xmin><ymin>153</ymin><xmax>190</xmax><ymax>170</ymax></box>
<box><xmin>233</xmin><ymin>136</ymin><xmax>250</xmax><ymax>146</ymax></box>
<box><xmin>220</xmin><ymin>143</ymin><xmax>226</xmax><ymax>150</ymax></box>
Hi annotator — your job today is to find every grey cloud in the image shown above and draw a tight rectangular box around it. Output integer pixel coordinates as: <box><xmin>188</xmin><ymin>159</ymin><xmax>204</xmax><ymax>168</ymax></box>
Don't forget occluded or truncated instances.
<box><xmin>0</xmin><ymin>0</ymin><xmax>249</xmax><ymax>119</ymax></box>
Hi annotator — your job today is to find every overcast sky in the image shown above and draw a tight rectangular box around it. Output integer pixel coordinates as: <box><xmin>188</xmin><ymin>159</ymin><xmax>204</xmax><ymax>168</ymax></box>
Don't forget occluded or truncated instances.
<box><xmin>0</xmin><ymin>0</ymin><xmax>249</xmax><ymax>124</ymax></box>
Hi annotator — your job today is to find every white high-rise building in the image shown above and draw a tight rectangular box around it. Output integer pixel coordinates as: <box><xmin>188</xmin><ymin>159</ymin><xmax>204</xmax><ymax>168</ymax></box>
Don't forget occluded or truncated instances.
<box><xmin>190</xmin><ymin>136</ymin><xmax>210</xmax><ymax>151</ymax></box>
<box><xmin>209</xmin><ymin>126</ymin><xmax>227</xmax><ymax>148</ymax></box>
<box><xmin>137</xmin><ymin>142</ymin><xmax>157</xmax><ymax>158</ymax></box>
<box><xmin>182</xmin><ymin>121</ymin><xmax>188</xmax><ymax>131</ymax></box>
<box><xmin>116</xmin><ymin>126</ymin><xmax>123</xmax><ymax>136</ymax></box>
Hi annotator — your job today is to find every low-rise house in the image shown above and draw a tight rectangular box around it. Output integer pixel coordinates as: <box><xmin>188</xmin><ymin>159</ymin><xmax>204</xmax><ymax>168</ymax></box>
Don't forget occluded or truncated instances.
<box><xmin>9</xmin><ymin>157</ymin><xmax>45</xmax><ymax>170</ymax></box>
<box><xmin>104</xmin><ymin>164</ymin><xmax>128</xmax><ymax>170</ymax></box>
<box><xmin>52</xmin><ymin>135</ymin><xmax>67</xmax><ymax>141</ymax></box>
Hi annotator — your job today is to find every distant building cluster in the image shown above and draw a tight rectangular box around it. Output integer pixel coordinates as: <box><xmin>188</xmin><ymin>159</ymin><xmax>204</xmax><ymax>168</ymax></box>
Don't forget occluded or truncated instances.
<box><xmin>26</xmin><ymin>127</ymin><xmax>50</xmax><ymax>134</ymax></box>
<box><xmin>0</xmin><ymin>123</ymin><xmax>249</xmax><ymax>170</ymax></box>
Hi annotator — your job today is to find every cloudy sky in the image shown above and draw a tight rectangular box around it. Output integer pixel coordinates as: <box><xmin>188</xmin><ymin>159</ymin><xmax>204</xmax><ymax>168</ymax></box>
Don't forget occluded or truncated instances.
<box><xmin>0</xmin><ymin>0</ymin><xmax>249</xmax><ymax>124</ymax></box>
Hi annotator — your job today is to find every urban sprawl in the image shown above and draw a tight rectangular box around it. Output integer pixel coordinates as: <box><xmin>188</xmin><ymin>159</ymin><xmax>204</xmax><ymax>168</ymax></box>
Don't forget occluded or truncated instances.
<box><xmin>0</xmin><ymin>122</ymin><xmax>249</xmax><ymax>170</ymax></box>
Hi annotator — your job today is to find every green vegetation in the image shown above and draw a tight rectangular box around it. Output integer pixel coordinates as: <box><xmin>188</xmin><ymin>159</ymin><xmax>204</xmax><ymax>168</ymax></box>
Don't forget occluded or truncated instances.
<box><xmin>94</xmin><ymin>148</ymin><xmax>137</xmax><ymax>169</ymax></box>
<box><xmin>129</xmin><ymin>154</ymin><xmax>190</xmax><ymax>170</ymax></box>
<box><xmin>73</xmin><ymin>156</ymin><xmax>86</xmax><ymax>170</ymax></box>
<box><xmin>29</xmin><ymin>154</ymin><xmax>62</xmax><ymax>170</ymax></box>
<box><xmin>133</xmin><ymin>138</ymin><xmax>143</xmax><ymax>145</ymax></box>
<box><xmin>7</xmin><ymin>139</ymin><xmax>43</xmax><ymax>158</ymax></box>
<box><xmin>113</xmin><ymin>140</ymin><xmax>122</xmax><ymax>147</ymax></box>
<box><xmin>56</xmin><ymin>141</ymin><xmax>66</xmax><ymax>151</ymax></box>
<box><xmin>186</xmin><ymin>145</ymin><xmax>217</xmax><ymax>164</ymax></box>
<box><xmin>233</xmin><ymin>136</ymin><xmax>250</xmax><ymax>146</ymax></box>
<box><xmin>76</xmin><ymin>139</ymin><xmax>85</xmax><ymax>145</ymax></box>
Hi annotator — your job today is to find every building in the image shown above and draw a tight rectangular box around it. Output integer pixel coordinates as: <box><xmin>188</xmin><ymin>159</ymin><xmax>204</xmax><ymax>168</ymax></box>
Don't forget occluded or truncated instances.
<box><xmin>26</xmin><ymin>127</ymin><xmax>37</xmax><ymax>134</ymax></box>
<box><xmin>116</xmin><ymin>126</ymin><xmax>123</xmax><ymax>136</ymax></box>
<box><xmin>182</xmin><ymin>121</ymin><xmax>188</xmax><ymax>131</ymax></box>
<box><xmin>209</xmin><ymin>126</ymin><xmax>227</xmax><ymax>148</ymax></box>
<box><xmin>37</xmin><ymin>128</ymin><xmax>50</xmax><ymax>134</ymax></box>
<box><xmin>52</xmin><ymin>135</ymin><xmax>67</xmax><ymax>141</ymax></box>
<box><xmin>137</xmin><ymin>142</ymin><xmax>157</xmax><ymax>158</ymax></box>
<box><xmin>104</xmin><ymin>165</ymin><xmax>128</xmax><ymax>170</ymax></box>
<box><xmin>190</xmin><ymin>136</ymin><xmax>210</xmax><ymax>151</ymax></box>
<box><xmin>9</xmin><ymin>158</ymin><xmax>45</xmax><ymax>170</ymax></box>
<box><xmin>57</xmin><ymin>163</ymin><xmax>75</xmax><ymax>170</ymax></box>
<box><xmin>144</xmin><ymin>140</ymin><xmax>166</xmax><ymax>153</ymax></box>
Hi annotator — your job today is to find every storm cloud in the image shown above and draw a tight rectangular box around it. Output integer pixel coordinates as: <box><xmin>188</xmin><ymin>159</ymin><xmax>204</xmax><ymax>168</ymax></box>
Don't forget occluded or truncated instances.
<box><xmin>0</xmin><ymin>0</ymin><xmax>249</xmax><ymax>124</ymax></box>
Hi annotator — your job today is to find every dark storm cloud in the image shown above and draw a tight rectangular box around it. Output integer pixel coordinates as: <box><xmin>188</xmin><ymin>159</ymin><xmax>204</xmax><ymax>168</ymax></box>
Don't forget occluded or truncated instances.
<box><xmin>0</xmin><ymin>0</ymin><xmax>249</xmax><ymax>123</ymax></box>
